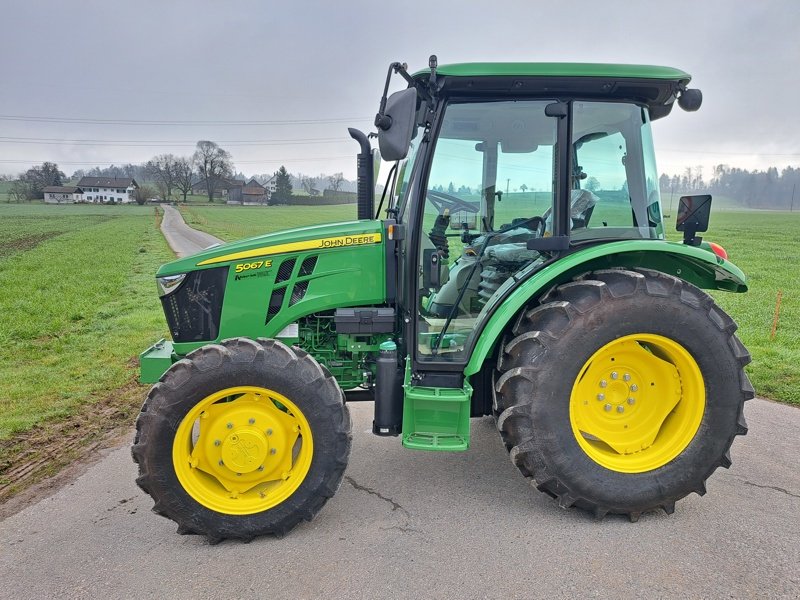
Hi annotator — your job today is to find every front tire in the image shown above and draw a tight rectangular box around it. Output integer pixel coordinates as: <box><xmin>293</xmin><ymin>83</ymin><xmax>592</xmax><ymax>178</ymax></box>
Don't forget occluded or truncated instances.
<box><xmin>132</xmin><ymin>338</ymin><xmax>351</xmax><ymax>541</ymax></box>
<box><xmin>495</xmin><ymin>269</ymin><xmax>753</xmax><ymax>519</ymax></box>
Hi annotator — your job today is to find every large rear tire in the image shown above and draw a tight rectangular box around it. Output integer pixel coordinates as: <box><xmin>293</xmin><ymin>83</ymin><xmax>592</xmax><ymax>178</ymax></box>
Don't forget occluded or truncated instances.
<box><xmin>132</xmin><ymin>338</ymin><xmax>351</xmax><ymax>542</ymax></box>
<box><xmin>494</xmin><ymin>268</ymin><xmax>753</xmax><ymax>519</ymax></box>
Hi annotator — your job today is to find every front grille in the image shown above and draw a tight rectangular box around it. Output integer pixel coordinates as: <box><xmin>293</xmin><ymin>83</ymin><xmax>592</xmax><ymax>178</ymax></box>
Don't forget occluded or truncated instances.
<box><xmin>265</xmin><ymin>288</ymin><xmax>286</xmax><ymax>323</ymax></box>
<box><xmin>162</xmin><ymin>267</ymin><xmax>228</xmax><ymax>342</ymax></box>
<box><xmin>275</xmin><ymin>259</ymin><xmax>296</xmax><ymax>283</ymax></box>
<box><xmin>299</xmin><ymin>255</ymin><xmax>318</xmax><ymax>276</ymax></box>
<box><xmin>290</xmin><ymin>281</ymin><xmax>308</xmax><ymax>305</ymax></box>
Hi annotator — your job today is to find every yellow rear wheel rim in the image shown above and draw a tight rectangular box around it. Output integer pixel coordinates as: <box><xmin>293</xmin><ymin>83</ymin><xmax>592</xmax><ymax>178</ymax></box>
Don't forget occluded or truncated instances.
<box><xmin>172</xmin><ymin>386</ymin><xmax>313</xmax><ymax>515</ymax></box>
<box><xmin>569</xmin><ymin>334</ymin><xmax>705</xmax><ymax>473</ymax></box>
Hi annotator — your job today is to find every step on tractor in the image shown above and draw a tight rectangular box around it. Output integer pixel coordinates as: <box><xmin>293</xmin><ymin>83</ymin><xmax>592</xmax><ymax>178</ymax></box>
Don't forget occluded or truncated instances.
<box><xmin>133</xmin><ymin>57</ymin><xmax>753</xmax><ymax>541</ymax></box>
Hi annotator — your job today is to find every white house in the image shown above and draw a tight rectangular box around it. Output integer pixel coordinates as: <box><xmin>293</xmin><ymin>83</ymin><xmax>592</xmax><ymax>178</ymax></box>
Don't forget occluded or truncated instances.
<box><xmin>76</xmin><ymin>177</ymin><xmax>138</xmax><ymax>203</ymax></box>
<box><xmin>43</xmin><ymin>186</ymin><xmax>84</xmax><ymax>203</ymax></box>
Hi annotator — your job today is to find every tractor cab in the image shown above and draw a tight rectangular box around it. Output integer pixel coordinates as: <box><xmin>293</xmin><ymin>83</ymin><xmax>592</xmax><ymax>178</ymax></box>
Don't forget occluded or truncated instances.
<box><xmin>369</xmin><ymin>60</ymin><xmax>704</xmax><ymax>375</ymax></box>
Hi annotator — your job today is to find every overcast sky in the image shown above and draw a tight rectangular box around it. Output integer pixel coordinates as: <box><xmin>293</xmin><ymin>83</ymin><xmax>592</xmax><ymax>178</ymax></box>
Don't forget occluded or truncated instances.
<box><xmin>1</xmin><ymin>0</ymin><xmax>798</xmax><ymax>179</ymax></box>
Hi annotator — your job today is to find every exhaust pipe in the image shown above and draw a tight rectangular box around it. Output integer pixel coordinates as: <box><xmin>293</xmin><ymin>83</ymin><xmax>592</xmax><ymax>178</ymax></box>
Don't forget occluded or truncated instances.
<box><xmin>348</xmin><ymin>128</ymin><xmax>375</xmax><ymax>220</ymax></box>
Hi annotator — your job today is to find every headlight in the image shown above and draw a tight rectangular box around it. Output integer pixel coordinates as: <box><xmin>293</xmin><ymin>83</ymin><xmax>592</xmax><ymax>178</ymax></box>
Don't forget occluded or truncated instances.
<box><xmin>157</xmin><ymin>273</ymin><xmax>187</xmax><ymax>297</ymax></box>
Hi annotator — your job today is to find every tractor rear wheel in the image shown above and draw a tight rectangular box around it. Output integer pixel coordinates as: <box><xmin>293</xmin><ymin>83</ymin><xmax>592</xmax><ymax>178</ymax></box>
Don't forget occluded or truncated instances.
<box><xmin>132</xmin><ymin>338</ymin><xmax>351</xmax><ymax>542</ymax></box>
<box><xmin>494</xmin><ymin>268</ymin><xmax>753</xmax><ymax>519</ymax></box>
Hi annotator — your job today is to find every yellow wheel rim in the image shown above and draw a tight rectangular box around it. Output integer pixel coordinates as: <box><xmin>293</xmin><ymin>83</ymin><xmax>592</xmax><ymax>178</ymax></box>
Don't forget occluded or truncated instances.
<box><xmin>569</xmin><ymin>334</ymin><xmax>705</xmax><ymax>473</ymax></box>
<box><xmin>172</xmin><ymin>386</ymin><xmax>313</xmax><ymax>515</ymax></box>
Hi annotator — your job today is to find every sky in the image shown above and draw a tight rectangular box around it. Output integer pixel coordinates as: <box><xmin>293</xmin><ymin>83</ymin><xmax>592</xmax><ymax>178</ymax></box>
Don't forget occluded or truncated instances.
<box><xmin>1</xmin><ymin>0</ymin><xmax>798</xmax><ymax>180</ymax></box>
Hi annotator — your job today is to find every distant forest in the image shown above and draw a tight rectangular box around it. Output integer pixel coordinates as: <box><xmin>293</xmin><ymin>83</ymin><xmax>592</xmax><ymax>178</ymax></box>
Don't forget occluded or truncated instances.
<box><xmin>659</xmin><ymin>165</ymin><xmax>800</xmax><ymax>210</ymax></box>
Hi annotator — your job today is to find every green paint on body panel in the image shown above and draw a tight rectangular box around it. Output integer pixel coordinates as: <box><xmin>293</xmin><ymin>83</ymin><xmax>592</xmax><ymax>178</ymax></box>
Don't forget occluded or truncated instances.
<box><xmin>464</xmin><ymin>240</ymin><xmax>746</xmax><ymax>376</ymax></box>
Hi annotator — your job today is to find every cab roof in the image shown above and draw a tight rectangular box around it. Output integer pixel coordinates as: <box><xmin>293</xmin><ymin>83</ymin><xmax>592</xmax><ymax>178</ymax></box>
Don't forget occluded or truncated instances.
<box><xmin>413</xmin><ymin>62</ymin><xmax>691</xmax><ymax>82</ymax></box>
<box><xmin>411</xmin><ymin>62</ymin><xmax>692</xmax><ymax>118</ymax></box>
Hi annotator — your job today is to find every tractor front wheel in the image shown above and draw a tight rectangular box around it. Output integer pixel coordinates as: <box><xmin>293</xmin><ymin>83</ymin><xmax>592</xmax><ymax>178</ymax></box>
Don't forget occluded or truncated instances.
<box><xmin>494</xmin><ymin>268</ymin><xmax>753</xmax><ymax>519</ymax></box>
<box><xmin>132</xmin><ymin>338</ymin><xmax>351</xmax><ymax>542</ymax></box>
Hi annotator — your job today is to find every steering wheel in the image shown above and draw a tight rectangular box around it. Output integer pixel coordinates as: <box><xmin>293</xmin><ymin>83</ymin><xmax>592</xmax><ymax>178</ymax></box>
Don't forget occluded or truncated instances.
<box><xmin>426</xmin><ymin>190</ymin><xmax>480</xmax><ymax>215</ymax></box>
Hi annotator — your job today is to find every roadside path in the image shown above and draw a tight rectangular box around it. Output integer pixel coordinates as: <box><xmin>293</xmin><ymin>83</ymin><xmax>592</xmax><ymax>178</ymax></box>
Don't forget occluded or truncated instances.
<box><xmin>160</xmin><ymin>204</ymin><xmax>223</xmax><ymax>257</ymax></box>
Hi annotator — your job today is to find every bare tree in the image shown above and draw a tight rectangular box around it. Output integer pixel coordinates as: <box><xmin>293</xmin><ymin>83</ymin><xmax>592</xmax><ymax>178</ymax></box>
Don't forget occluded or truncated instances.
<box><xmin>193</xmin><ymin>141</ymin><xmax>233</xmax><ymax>202</ymax></box>
<box><xmin>300</xmin><ymin>175</ymin><xmax>317</xmax><ymax>195</ymax></box>
<box><xmin>173</xmin><ymin>157</ymin><xmax>194</xmax><ymax>203</ymax></box>
<box><xmin>135</xmin><ymin>184</ymin><xmax>158</xmax><ymax>206</ymax></box>
<box><xmin>9</xmin><ymin>180</ymin><xmax>29</xmax><ymax>202</ymax></box>
<box><xmin>328</xmin><ymin>172</ymin><xmax>344</xmax><ymax>192</ymax></box>
<box><xmin>146</xmin><ymin>154</ymin><xmax>180</xmax><ymax>200</ymax></box>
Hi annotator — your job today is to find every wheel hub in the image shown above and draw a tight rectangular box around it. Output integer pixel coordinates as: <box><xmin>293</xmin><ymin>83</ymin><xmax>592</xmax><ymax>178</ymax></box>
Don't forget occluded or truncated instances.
<box><xmin>172</xmin><ymin>386</ymin><xmax>313</xmax><ymax>514</ymax></box>
<box><xmin>220</xmin><ymin>429</ymin><xmax>269</xmax><ymax>474</ymax></box>
<box><xmin>570</xmin><ymin>334</ymin><xmax>705</xmax><ymax>473</ymax></box>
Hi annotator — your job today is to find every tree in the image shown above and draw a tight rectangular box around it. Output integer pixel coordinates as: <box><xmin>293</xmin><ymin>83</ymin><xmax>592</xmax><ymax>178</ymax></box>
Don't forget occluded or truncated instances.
<box><xmin>173</xmin><ymin>157</ymin><xmax>194</xmax><ymax>203</ymax></box>
<box><xmin>272</xmin><ymin>166</ymin><xmax>293</xmax><ymax>205</ymax></box>
<box><xmin>146</xmin><ymin>154</ymin><xmax>180</xmax><ymax>201</ymax></box>
<box><xmin>520</xmin><ymin>184</ymin><xmax>528</xmax><ymax>193</ymax></box>
<box><xmin>585</xmin><ymin>176</ymin><xmax>600</xmax><ymax>192</ymax></box>
<box><xmin>300</xmin><ymin>175</ymin><xmax>317</xmax><ymax>195</ymax></box>
<box><xmin>327</xmin><ymin>172</ymin><xmax>344</xmax><ymax>192</ymax></box>
<box><xmin>192</xmin><ymin>140</ymin><xmax>233</xmax><ymax>202</ymax></box>
<box><xmin>8</xmin><ymin>180</ymin><xmax>29</xmax><ymax>203</ymax></box>
<box><xmin>135</xmin><ymin>184</ymin><xmax>157</xmax><ymax>206</ymax></box>
<box><xmin>20</xmin><ymin>162</ymin><xmax>65</xmax><ymax>199</ymax></box>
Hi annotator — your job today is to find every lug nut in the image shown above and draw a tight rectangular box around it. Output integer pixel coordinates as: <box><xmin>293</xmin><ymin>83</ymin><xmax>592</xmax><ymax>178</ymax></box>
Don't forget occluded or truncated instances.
<box><xmin>617</xmin><ymin>406</ymin><xmax>625</xmax><ymax>413</ymax></box>
<box><xmin>599</xmin><ymin>380</ymin><xmax>608</xmax><ymax>388</ymax></box>
<box><xmin>604</xmin><ymin>404</ymin><xmax>612</xmax><ymax>412</ymax></box>
<box><xmin>236</xmin><ymin>472</ymin><xmax>242</xmax><ymax>477</ymax></box>
<box><xmin>226</xmin><ymin>422</ymin><xmax>233</xmax><ymax>429</ymax></box>
<box><xmin>218</xmin><ymin>459</ymin><xmax>224</xmax><ymax>466</ymax></box>
<box><xmin>266</xmin><ymin>428</ymin><xmax>273</xmax><ymax>436</ymax></box>
<box><xmin>257</xmin><ymin>465</ymin><xmax>264</xmax><ymax>472</ymax></box>
<box><xmin>630</xmin><ymin>384</ymin><xmax>638</xmax><ymax>392</ymax></box>
<box><xmin>213</xmin><ymin>439</ymin><xmax>221</xmax><ymax>446</ymax></box>
<box><xmin>248</xmin><ymin>418</ymin><xmax>256</xmax><ymax>425</ymax></box>
<box><xmin>611</xmin><ymin>372</ymin><xmax>618</xmax><ymax>380</ymax></box>
<box><xmin>628</xmin><ymin>397</ymin><xmax>635</xmax><ymax>405</ymax></box>
<box><xmin>623</xmin><ymin>373</ymin><xmax>631</xmax><ymax>382</ymax></box>
<box><xmin>270</xmin><ymin>448</ymin><xmax>277</xmax><ymax>455</ymax></box>
<box><xmin>597</xmin><ymin>393</ymin><xmax>605</xmax><ymax>401</ymax></box>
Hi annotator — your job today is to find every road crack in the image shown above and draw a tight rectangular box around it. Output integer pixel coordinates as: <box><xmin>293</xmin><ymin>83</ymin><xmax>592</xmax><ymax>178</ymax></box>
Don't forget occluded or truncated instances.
<box><xmin>344</xmin><ymin>476</ymin><xmax>410</xmax><ymax>518</ymax></box>
<box><xmin>742</xmin><ymin>480</ymin><xmax>800</xmax><ymax>499</ymax></box>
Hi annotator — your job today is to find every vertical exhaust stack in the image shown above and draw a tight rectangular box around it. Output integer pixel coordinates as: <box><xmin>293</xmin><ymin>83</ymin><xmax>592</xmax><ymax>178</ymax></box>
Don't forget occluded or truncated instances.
<box><xmin>348</xmin><ymin>128</ymin><xmax>375</xmax><ymax>220</ymax></box>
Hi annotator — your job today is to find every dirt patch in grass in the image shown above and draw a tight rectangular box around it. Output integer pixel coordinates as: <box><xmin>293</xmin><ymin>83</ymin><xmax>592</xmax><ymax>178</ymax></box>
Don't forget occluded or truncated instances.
<box><xmin>0</xmin><ymin>231</ymin><xmax>64</xmax><ymax>258</ymax></box>
<box><xmin>0</xmin><ymin>377</ymin><xmax>145</xmax><ymax>512</ymax></box>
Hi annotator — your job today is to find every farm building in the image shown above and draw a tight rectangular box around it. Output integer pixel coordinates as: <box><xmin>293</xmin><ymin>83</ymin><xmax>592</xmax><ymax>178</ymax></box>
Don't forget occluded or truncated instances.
<box><xmin>43</xmin><ymin>186</ymin><xmax>84</xmax><ymax>203</ymax></box>
<box><xmin>227</xmin><ymin>178</ymin><xmax>267</xmax><ymax>204</ymax></box>
<box><xmin>191</xmin><ymin>178</ymin><xmax>245</xmax><ymax>198</ymax></box>
<box><xmin>76</xmin><ymin>177</ymin><xmax>138</xmax><ymax>203</ymax></box>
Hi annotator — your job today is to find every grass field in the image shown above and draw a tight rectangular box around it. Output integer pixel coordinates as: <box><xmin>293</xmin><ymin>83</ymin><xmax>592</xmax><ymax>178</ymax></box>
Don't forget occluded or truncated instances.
<box><xmin>185</xmin><ymin>203</ymin><xmax>799</xmax><ymax>405</ymax></box>
<box><xmin>0</xmin><ymin>204</ymin><xmax>173</xmax><ymax>442</ymax></box>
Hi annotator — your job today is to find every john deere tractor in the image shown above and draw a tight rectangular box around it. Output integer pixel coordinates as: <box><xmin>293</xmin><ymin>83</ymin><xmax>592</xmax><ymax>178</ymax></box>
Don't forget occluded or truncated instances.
<box><xmin>133</xmin><ymin>57</ymin><xmax>752</xmax><ymax>541</ymax></box>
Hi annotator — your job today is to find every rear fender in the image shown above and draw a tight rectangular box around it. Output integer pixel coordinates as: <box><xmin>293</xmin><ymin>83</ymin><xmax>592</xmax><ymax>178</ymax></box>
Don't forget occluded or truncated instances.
<box><xmin>464</xmin><ymin>240</ymin><xmax>747</xmax><ymax>376</ymax></box>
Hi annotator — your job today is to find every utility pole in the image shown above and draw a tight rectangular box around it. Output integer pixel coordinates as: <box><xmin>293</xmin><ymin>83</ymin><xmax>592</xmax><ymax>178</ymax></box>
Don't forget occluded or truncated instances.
<box><xmin>506</xmin><ymin>178</ymin><xmax>510</xmax><ymax>195</ymax></box>
<box><xmin>791</xmin><ymin>184</ymin><xmax>796</xmax><ymax>212</ymax></box>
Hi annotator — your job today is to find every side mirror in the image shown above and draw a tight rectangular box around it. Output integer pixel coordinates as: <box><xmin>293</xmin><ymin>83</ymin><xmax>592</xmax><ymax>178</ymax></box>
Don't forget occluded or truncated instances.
<box><xmin>676</xmin><ymin>194</ymin><xmax>712</xmax><ymax>246</ymax></box>
<box><xmin>678</xmin><ymin>89</ymin><xmax>703</xmax><ymax>112</ymax></box>
<box><xmin>377</xmin><ymin>88</ymin><xmax>418</xmax><ymax>161</ymax></box>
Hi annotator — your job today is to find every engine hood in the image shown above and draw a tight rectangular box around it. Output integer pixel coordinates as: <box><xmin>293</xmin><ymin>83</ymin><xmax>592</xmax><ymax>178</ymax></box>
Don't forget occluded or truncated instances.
<box><xmin>156</xmin><ymin>219</ymin><xmax>384</xmax><ymax>277</ymax></box>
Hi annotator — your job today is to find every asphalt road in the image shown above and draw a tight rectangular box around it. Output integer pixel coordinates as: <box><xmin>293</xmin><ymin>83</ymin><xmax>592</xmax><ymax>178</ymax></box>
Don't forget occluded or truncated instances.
<box><xmin>0</xmin><ymin>400</ymin><xmax>798</xmax><ymax>599</ymax></box>
<box><xmin>1</xmin><ymin>209</ymin><xmax>798</xmax><ymax>599</ymax></box>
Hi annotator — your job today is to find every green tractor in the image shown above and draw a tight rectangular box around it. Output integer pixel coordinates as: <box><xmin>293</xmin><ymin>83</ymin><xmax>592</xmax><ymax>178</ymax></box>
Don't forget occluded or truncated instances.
<box><xmin>133</xmin><ymin>57</ymin><xmax>753</xmax><ymax>541</ymax></box>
